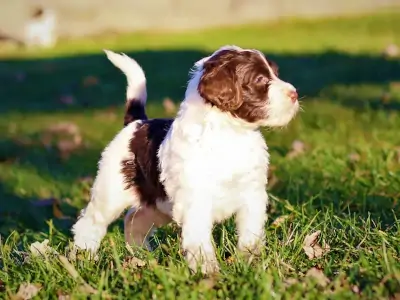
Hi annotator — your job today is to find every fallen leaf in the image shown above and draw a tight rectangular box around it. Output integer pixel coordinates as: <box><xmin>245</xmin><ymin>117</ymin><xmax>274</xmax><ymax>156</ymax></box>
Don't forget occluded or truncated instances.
<box><xmin>46</xmin><ymin>122</ymin><xmax>79</xmax><ymax>136</ymax></box>
<box><xmin>57</xmin><ymin>290</ymin><xmax>71</xmax><ymax>300</ymax></box>
<box><xmin>348</xmin><ymin>152</ymin><xmax>361</xmax><ymax>162</ymax></box>
<box><xmin>286</xmin><ymin>140</ymin><xmax>306</xmax><ymax>159</ymax></box>
<box><xmin>15</xmin><ymin>283</ymin><xmax>42</xmax><ymax>300</ymax></box>
<box><xmin>303</xmin><ymin>231</ymin><xmax>330</xmax><ymax>259</ymax></box>
<box><xmin>163</xmin><ymin>97</ymin><xmax>176</xmax><ymax>114</ymax></box>
<box><xmin>0</xmin><ymin>279</ymin><xmax>5</xmax><ymax>292</ymax></box>
<box><xmin>82</xmin><ymin>75</ymin><xmax>99</xmax><ymax>87</ymax></box>
<box><xmin>283</xmin><ymin>277</ymin><xmax>299</xmax><ymax>288</ymax></box>
<box><xmin>271</xmin><ymin>215</ymin><xmax>290</xmax><ymax>228</ymax></box>
<box><xmin>52</xmin><ymin>199</ymin><xmax>64</xmax><ymax>219</ymax></box>
<box><xmin>29</xmin><ymin>239</ymin><xmax>58</xmax><ymax>257</ymax></box>
<box><xmin>225</xmin><ymin>256</ymin><xmax>235</xmax><ymax>264</ymax></box>
<box><xmin>122</xmin><ymin>256</ymin><xmax>146</xmax><ymax>269</ymax></box>
<box><xmin>351</xmin><ymin>285</ymin><xmax>360</xmax><ymax>294</ymax></box>
<box><xmin>305</xmin><ymin>267</ymin><xmax>330</xmax><ymax>287</ymax></box>
<box><xmin>392</xmin><ymin>293</ymin><xmax>400</xmax><ymax>300</ymax></box>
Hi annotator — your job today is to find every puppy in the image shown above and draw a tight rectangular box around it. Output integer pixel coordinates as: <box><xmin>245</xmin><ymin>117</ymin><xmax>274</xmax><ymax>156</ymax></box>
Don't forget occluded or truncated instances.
<box><xmin>72</xmin><ymin>45</ymin><xmax>299</xmax><ymax>274</ymax></box>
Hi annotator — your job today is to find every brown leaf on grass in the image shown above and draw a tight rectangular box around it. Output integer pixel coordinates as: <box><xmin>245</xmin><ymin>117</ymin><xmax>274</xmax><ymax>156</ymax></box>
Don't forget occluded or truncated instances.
<box><xmin>305</xmin><ymin>267</ymin><xmax>330</xmax><ymax>287</ymax></box>
<box><xmin>286</xmin><ymin>140</ymin><xmax>306</xmax><ymax>159</ymax></box>
<box><xmin>0</xmin><ymin>279</ymin><xmax>5</xmax><ymax>292</ymax></box>
<box><xmin>271</xmin><ymin>215</ymin><xmax>290</xmax><ymax>228</ymax></box>
<box><xmin>57</xmin><ymin>290</ymin><xmax>71</xmax><ymax>300</ymax></box>
<box><xmin>163</xmin><ymin>97</ymin><xmax>176</xmax><ymax>114</ymax></box>
<box><xmin>82</xmin><ymin>75</ymin><xmax>99</xmax><ymax>87</ymax></box>
<box><xmin>42</xmin><ymin>122</ymin><xmax>83</xmax><ymax>160</ymax></box>
<box><xmin>29</xmin><ymin>239</ymin><xmax>58</xmax><ymax>257</ymax></box>
<box><xmin>283</xmin><ymin>277</ymin><xmax>299</xmax><ymax>288</ymax></box>
<box><xmin>348</xmin><ymin>152</ymin><xmax>361</xmax><ymax>162</ymax></box>
<box><xmin>14</xmin><ymin>283</ymin><xmax>42</xmax><ymax>300</ymax></box>
<box><xmin>52</xmin><ymin>199</ymin><xmax>65</xmax><ymax>219</ymax></box>
<box><xmin>225</xmin><ymin>256</ymin><xmax>235</xmax><ymax>265</ymax></box>
<box><xmin>122</xmin><ymin>256</ymin><xmax>146</xmax><ymax>269</ymax></box>
<box><xmin>45</xmin><ymin>122</ymin><xmax>80</xmax><ymax>136</ymax></box>
<box><xmin>303</xmin><ymin>231</ymin><xmax>330</xmax><ymax>259</ymax></box>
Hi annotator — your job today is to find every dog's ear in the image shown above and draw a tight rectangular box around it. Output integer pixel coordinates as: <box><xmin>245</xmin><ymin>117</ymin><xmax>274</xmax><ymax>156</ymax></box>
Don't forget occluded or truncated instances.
<box><xmin>198</xmin><ymin>59</ymin><xmax>243</xmax><ymax>111</ymax></box>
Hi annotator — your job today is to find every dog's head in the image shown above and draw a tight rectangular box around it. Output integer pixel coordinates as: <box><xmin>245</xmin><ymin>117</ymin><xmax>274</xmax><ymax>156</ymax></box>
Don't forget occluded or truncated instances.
<box><xmin>190</xmin><ymin>45</ymin><xmax>299</xmax><ymax>128</ymax></box>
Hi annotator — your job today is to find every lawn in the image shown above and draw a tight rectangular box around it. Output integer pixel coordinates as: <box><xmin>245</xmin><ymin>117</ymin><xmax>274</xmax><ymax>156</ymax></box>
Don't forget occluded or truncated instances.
<box><xmin>0</xmin><ymin>10</ymin><xmax>400</xmax><ymax>299</ymax></box>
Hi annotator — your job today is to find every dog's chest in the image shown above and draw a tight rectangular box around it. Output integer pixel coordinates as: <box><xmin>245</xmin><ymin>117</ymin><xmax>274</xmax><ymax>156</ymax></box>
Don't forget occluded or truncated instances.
<box><xmin>159</xmin><ymin>123</ymin><xmax>269</xmax><ymax>193</ymax></box>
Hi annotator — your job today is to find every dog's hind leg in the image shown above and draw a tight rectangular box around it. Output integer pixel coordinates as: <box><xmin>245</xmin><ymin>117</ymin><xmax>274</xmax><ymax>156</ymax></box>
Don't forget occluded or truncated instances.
<box><xmin>71</xmin><ymin>122</ymin><xmax>141</xmax><ymax>254</ymax></box>
<box><xmin>124</xmin><ymin>204</ymin><xmax>171</xmax><ymax>250</ymax></box>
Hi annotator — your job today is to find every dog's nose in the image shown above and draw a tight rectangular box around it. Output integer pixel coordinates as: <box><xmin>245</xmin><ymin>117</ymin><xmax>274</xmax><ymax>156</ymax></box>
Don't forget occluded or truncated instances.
<box><xmin>288</xmin><ymin>90</ymin><xmax>298</xmax><ymax>103</ymax></box>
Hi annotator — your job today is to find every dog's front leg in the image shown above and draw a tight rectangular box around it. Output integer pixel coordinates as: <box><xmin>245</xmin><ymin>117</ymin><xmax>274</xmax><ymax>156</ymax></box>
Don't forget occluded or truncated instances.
<box><xmin>236</xmin><ymin>187</ymin><xmax>268</xmax><ymax>256</ymax></box>
<box><xmin>176</xmin><ymin>191</ymin><xmax>219</xmax><ymax>274</ymax></box>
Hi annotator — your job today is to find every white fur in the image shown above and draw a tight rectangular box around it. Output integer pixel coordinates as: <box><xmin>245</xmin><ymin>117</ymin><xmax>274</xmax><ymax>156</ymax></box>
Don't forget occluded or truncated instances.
<box><xmin>72</xmin><ymin>46</ymin><xmax>299</xmax><ymax>274</ymax></box>
<box><xmin>104</xmin><ymin>49</ymin><xmax>147</xmax><ymax>104</ymax></box>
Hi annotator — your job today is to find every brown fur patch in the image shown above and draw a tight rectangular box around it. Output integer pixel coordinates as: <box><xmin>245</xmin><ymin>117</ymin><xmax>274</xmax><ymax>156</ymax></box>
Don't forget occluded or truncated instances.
<box><xmin>121</xmin><ymin>119</ymin><xmax>173</xmax><ymax>205</ymax></box>
<box><xmin>124</xmin><ymin>100</ymin><xmax>148</xmax><ymax>126</ymax></box>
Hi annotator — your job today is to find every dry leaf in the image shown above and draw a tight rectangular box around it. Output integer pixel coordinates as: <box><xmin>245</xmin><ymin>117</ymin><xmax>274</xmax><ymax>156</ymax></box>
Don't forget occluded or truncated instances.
<box><xmin>271</xmin><ymin>215</ymin><xmax>290</xmax><ymax>228</ymax></box>
<box><xmin>348</xmin><ymin>153</ymin><xmax>361</xmax><ymax>162</ymax></box>
<box><xmin>52</xmin><ymin>199</ymin><xmax>64</xmax><ymax>219</ymax></box>
<box><xmin>82</xmin><ymin>75</ymin><xmax>99</xmax><ymax>87</ymax></box>
<box><xmin>57</xmin><ymin>290</ymin><xmax>71</xmax><ymax>300</ymax></box>
<box><xmin>305</xmin><ymin>267</ymin><xmax>330</xmax><ymax>287</ymax></box>
<box><xmin>225</xmin><ymin>256</ymin><xmax>235</xmax><ymax>265</ymax></box>
<box><xmin>0</xmin><ymin>279</ymin><xmax>5</xmax><ymax>292</ymax></box>
<box><xmin>286</xmin><ymin>140</ymin><xmax>306</xmax><ymax>159</ymax></box>
<box><xmin>163</xmin><ymin>97</ymin><xmax>176</xmax><ymax>114</ymax></box>
<box><xmin>122</xmin><ymin>256</ymin><xmax>146</xmax><ymax>269</ymax></box>
<box><xmin>283</xmin><ymin>277</ymin><xmax>299</xmax><ymax>288</ymax></box>
<box><xmin>46</xmin><ymin>122</ymin><xmax>79</xmax><ymax>136</ymax></box>
<box><xmin>392</xmin><ymin>293</ymin><xmax>400</xmax><ymax>300</ymax></box>
<box><xmin>303</xmin><ymin>231</ymin><xmax>330</xmax><ymax>259</ymax></box>
<box><xmin>15</xmin><ymin>283</ymin><xmax>42</xmax><ymax>300</ymax></box>
<box><xmin>29</xmin><ymin>239</ymin><xmax>58</xmax><ymax>257</ymax></box>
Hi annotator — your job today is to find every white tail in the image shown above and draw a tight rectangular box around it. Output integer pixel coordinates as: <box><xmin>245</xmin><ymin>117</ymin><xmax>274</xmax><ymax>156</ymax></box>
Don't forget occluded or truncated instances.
<box><xmin>104</xmin><ymin>49</ymin><xmax>147</xmax><ymax>105</ymax></box>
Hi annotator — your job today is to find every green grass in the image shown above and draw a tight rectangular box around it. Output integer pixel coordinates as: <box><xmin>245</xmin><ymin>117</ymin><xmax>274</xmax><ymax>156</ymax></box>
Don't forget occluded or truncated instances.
<box><xmin>1</xmin><ymin>11</ymin><xmax>400</xmax><ymax>299</ymax></box>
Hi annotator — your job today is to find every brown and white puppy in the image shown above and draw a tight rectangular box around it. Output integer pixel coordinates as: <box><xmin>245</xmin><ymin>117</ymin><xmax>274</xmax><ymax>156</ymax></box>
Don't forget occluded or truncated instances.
<box><xmin>71</xmin><ymin>45</ymin><xmax>299</xmax><ymax>274</ymax></box>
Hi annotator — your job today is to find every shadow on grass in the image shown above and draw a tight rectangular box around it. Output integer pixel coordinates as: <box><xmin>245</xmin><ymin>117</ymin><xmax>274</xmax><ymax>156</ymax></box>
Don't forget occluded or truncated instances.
<box><xmin>0</xmin><ymin>48</ymin><xmax>399</xmax><ymax>238</ymax></box>
<box><xmin>0</xmin><ymin>49</ymin><xmax>399</xmax><ymax>114</ymax></box>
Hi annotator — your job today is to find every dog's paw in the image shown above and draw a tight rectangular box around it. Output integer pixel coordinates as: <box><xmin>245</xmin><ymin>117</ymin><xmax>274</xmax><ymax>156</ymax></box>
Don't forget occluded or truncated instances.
<box><xmin>186</xmin><ymin>250</ymin><xmax>220</xmax><ymax>275</ymax></box>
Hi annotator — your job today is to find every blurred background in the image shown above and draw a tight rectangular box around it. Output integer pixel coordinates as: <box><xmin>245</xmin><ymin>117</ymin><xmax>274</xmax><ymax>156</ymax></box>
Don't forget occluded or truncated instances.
<box><xmin>0</xmin><ymin>1</ymin><xmax>399</xmax><ymax>236</ymax></box>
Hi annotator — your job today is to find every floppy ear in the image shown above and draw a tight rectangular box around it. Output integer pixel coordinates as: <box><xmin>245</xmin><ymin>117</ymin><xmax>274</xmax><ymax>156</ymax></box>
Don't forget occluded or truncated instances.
<box><xmin>198</xmin><ymin>61</ymin><xmax>243</xmax><ymax>111</ymax></box>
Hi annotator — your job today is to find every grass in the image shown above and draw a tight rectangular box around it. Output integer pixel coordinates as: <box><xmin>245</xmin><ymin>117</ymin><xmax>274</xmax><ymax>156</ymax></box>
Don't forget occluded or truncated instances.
<box><xmin>0</xmin><ymin>10</ymin><xmax>400</xmax><ymax>299</ymax></box>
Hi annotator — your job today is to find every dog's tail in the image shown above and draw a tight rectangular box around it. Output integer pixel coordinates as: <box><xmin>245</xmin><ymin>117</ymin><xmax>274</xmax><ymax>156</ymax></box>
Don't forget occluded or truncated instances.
<box><xmin>104</xmin><ymin>50</ymin><xmax>148</xmax><ymax>126</ymax></box>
